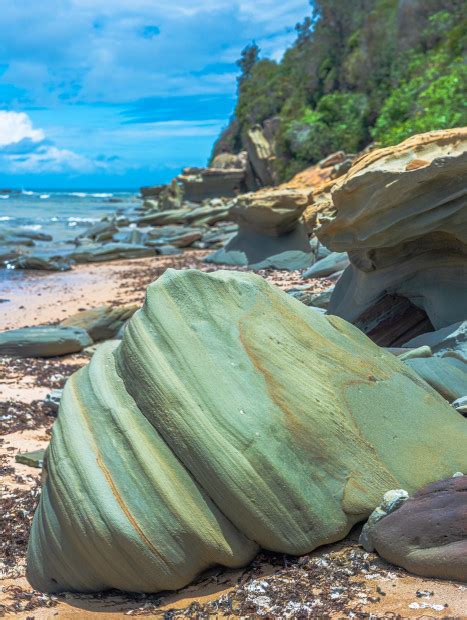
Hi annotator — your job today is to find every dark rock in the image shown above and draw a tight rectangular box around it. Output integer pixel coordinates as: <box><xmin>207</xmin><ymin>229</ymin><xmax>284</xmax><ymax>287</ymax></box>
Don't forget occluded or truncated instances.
<box><xmin>365</xmin><ymin>476</ymin><xmax>467</xmax><ymax>581</ymax></box>
<box><xmin>140</xmin><ymin>184</ymin><xmax>166</xmax><ymax>199</ymax></box>
<box><xmin>10</xmin><ymin>255</ymin><xmax>74</xmax><ymax>271</ymax></box>
<box><xmin>245</xmin><ymin>125</ymin><xmax>276</xmax><ymax>187</ymax></box>
<box><xmin>206</xmin><ymin>225</ymin><xmax>314</xmax><ymax>271</ymax></box>
<box><xmin>351</xmin><ymin>294</ymin><xmax>435</xmax><ymax>347</ymax></box>
<box><xmin>44</xmin><ymin>389</ymin><xmax>63</xmax><ymax>415</ymax></box>
<box><xmin>155</xmin><ymin>245</ymin><xmax>183</xmax><ymax>256</ymax></box>
<box><xmin>0</xmin><ymin>326</ymin><xmax>92</xmax><ymax>358</ymax></box>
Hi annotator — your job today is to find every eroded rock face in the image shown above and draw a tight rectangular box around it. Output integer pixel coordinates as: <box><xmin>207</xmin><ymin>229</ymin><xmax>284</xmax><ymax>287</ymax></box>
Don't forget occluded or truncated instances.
<box><xmin>318</xmin><ymin>128</ymin><xmax>467</xmax><ymax>330</ymax></box>
<box><xmin>178</xmin><ymin>167</ymin><xmax>245</xmax><ymax>202</ymax></box>
<box><xmin>231</xmin><ymin>188</ymin><xmax>313</xmax><ymax>237</ymax></box>
<box><xmin>27</xmin><ymin>269</ymin><xmax>467</xmax><ymax>593</ymax></box>
<box><xmin>206</xmin><ymin>188</ymin><xmax>314</xmax><ymax>270</ymax></box>
<box><xmin>366</xmin><ymin>476</ymin><xmax>467</xmax><ymax>581</ymax></box>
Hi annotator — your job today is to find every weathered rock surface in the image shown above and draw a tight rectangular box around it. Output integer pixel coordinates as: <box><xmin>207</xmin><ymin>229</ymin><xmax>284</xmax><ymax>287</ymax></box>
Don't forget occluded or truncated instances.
<box><xmin>0</xmin><ymin>326</ymin><xmax>92</xmax><ymax>358</ymax></box>
<box><xmin>178</xmin><ymin>167</ymin><xmax>245</xmax><ymax>202</ymax></box>
<box><xmin>61</xmin><ymin>304</ymin><xmax>138</xmax><ymax>342</ymax></box>
<box><xmin>231</xmin><ymin>188</ymin><xmax>312</xmax><ymax>236</ymax></box>
<box><xmin>319</xmin><ymin>128</ymin><xmax>467</xmax><ymax>330</ymax></box>
<box><xmin>206</xmin><ymin>189</ymin><xmax>314</xmax><ymax>270</ymax></box>
<box><xmin>28</xmin><ymin>269</ymin><xmax>466</xmax><ymax>593</ymax></box>
<box><xmin>363</xmin><ymin>476</ymin><xmax>467</xmax><ymax>581</ymax></box>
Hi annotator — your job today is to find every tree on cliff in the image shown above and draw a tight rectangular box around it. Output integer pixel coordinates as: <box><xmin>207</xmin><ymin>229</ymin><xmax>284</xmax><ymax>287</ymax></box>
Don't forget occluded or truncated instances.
<box><xmin>211</xmin><ymin>0</ymin><xmax>466</xmax><ymax>180</ymax></box>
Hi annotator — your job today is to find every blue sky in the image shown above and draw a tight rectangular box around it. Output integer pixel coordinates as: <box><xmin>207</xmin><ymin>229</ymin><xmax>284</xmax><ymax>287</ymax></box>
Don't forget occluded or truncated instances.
<box><xmin>0</xmin><ymin>0</ymin><xmax>310</xmax><ymax>190</ymax></box>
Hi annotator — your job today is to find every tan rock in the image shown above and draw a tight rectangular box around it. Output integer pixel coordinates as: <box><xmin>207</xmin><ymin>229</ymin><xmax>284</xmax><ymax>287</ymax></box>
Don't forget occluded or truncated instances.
<box><xmin>317</xmin><ymin>128</ymin><xmax>467</xmax><ymax>330</ymax></box>
<box><xmin>231</xmin><ymin>187</ymin><xmax>313</xmax><ymax>237</ymax></box>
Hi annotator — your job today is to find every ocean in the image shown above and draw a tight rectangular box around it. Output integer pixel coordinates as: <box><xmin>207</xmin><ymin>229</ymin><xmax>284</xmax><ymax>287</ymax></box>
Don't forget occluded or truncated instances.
<box><xmin>0</xmin><ymin>190</ymin><xmax>141</xmax><ymax>285</ymax></box>
<box><xmin>0</xmin><ymin>190</ymin><xmax>139</xmax><ymax>247</ymax></box>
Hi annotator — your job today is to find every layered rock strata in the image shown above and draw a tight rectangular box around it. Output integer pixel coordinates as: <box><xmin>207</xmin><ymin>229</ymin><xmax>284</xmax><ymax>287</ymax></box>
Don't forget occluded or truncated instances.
<box><xmin>318</xmin><ymin>129</ymin><xmax>467</xmax><ymax>331</ymax></box>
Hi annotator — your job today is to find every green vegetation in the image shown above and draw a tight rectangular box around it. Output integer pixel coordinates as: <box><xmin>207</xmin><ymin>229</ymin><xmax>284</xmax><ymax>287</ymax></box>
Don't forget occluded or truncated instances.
<box><xmin>212</xmin><ymin>0</ymin><xmax>467</xmax><ymax>180</ymax></box>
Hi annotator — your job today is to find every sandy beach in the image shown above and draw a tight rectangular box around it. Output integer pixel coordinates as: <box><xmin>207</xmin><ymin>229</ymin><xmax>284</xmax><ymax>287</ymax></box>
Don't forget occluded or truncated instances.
<box><xmin>1</xmin><ymin>254</ymin><xmax>466</xmax><ymax>617</ymax></box>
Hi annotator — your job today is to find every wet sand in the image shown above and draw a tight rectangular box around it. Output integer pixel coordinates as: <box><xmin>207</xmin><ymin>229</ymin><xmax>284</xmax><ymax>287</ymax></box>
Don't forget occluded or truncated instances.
<box><xmin>1</xmin><ymin>254</ymin><xmax>466</xmax><ymax>617</ymax></box>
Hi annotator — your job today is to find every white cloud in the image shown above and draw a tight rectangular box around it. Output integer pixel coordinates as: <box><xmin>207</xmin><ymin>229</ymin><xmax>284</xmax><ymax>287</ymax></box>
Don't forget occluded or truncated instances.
<box><xmin>0</xmin><ymin>110</ymin><xmax>45</xmax><ymax>146</ymax></box>
<box><xmin>5</xmin><ymin>145</ymin><xmax>101</xmax><ymax>173</ymax></box>
<box><xmin>0</xmin><ymin>110</ymin><xmax>103</xmax><ymax>173</ymax></box>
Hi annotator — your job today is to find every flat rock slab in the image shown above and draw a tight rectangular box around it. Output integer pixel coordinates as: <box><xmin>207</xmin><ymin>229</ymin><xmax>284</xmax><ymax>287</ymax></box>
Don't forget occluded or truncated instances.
<box><xmin>27</xmin><ymin>269</ymin><xmax>466</xmax><ymax>595</ymax></box>
<box><xmin>369</xmin><ymin>476</ymin><xmax>467</xmax><ymax>581</ymax></box>
<box><xmin>405</xmin><ymin>356</ymin><xmax>467</xmax><ymax>401</ymax></box>
<box><xmin>15</xmin><ymin>449</ymin><xmax>46</xmax><ymax>468</ymax></box>
<box><xmin>302</xmin><ymin>252</ymin><xmax>349</xmax><ymax>279</ymax></box>
<box><xmin>0</xmin><ymin>326</ymin><xmax>92</xmax><ymax>358</ymax></box>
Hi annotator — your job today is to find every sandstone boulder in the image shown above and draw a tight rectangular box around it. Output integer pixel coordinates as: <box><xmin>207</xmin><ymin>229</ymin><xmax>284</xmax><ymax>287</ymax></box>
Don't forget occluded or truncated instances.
<box><xmin>206</xmin><ymin>189</ymin><xmax>314</xmax><ymax>270</ymax></box>
<box><xmin>318</xmin><ymin>128</ymin><xmax>467</xmax><ymax>331</ymax></box>
<box><xmin>61</xmin><ymin>304</ymin><xmax>138</xmax><ymax>342</ymax></box>
<box><xmin>362</xmin><ymin>476</ymin><xmax>467</xmax><ymax>581</ymax></box>
<box><xmin>28</xmin><ymin>269</ymin><xmax>466</xmax><ymax>593</ymax></box>
<box><xmin>178</xmin><ymin>167</ymin><xmax>245</xmax><ymax>202</ymax></box>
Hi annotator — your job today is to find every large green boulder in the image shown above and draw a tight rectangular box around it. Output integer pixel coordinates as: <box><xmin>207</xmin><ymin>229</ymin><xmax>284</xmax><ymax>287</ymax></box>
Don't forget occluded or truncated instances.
<box><xmin>27</xmin><ymin>270</ymin><xmax>467</xmax><ymax>593</ymax></box>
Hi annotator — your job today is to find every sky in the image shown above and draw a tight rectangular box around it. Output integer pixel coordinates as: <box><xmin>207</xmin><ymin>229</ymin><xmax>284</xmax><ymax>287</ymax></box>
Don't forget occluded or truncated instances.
<box><xmin>0</xmin><ymin>0</ymin><xmax>311</xmax><ymax>190</ymax></box>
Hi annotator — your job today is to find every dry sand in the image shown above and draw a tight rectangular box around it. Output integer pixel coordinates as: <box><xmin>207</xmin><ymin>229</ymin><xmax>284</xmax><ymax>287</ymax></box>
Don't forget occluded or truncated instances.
<box><xmin>1</xmin><ymin>254</ymin><xmax>466</xmax><ymax>618</ymax></box>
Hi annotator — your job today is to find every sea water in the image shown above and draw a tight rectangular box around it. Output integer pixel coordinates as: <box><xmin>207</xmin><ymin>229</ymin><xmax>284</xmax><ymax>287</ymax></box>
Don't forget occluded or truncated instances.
<box><xmin>0</xmin><ymin>190</ymin><xmax>138</xmax><ymax>245</ymax></box>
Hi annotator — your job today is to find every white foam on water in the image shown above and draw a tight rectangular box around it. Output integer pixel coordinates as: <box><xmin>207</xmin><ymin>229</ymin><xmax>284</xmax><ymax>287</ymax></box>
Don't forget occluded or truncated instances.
<box><xmin>67</xmin><ymin>216</ymin><xmax>99</xmax><ymax>222</ymax></box>
<box><xmin>0</xmin><ymin>216</ymin><xmax>11</xmax><ymax>220</ymax></box>
<box><xmin>40</xmin><ymin>194</ymin><xmax>50</xmax><ymax>199</ymax></box>
<box><xmin>91</xmin><ymin>193</ymin><xmax>113</xmax><ymax>198</ymax></box>
<box><xmin>0</xmin><ymin>195</ymin><xmax>9</xmax><ymax>199</ymax></box>
<box><xmin>22</xmin><ymin>190</ymin><xmax>35</xmax><ymax>195</ymax></box>
<box><xmin>19</xmin><ymin>224</ymin><xmax>42</xmax><ymax>230</ymax></box>
<box><xmin>70</xmin><ymin>192</ymin><xmax>87</xmax><ymax>197</ymax></box>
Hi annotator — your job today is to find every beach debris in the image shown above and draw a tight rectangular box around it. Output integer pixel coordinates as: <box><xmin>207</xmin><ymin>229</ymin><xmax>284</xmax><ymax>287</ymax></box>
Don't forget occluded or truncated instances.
<box><xmin>27</xmin><ymin>269</ymin><xmax>466</xmax><ymax>593</ymax></box>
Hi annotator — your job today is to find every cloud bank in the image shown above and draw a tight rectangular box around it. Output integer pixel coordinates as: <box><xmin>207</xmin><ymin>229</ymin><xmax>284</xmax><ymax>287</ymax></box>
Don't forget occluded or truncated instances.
<box><xmin>0</xmin><ymin>0</ymin><xmax>310</xmax><ymax>187</ymax></box>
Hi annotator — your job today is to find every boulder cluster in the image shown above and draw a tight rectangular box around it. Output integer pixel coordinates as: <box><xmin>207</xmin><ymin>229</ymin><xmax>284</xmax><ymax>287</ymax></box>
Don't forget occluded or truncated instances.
<box><xmin>1</xmin><ymin>127</ymin><xmax>465</xmax><ymax>593</ymax></box>
<box><xmin>27</xmin><ymin>269</ymin><xmax>466</xmax><ymax>593</ymax></box>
